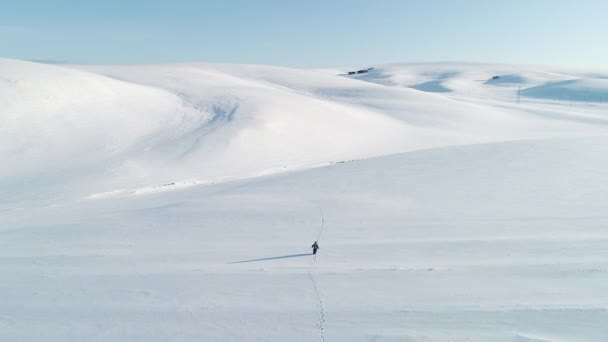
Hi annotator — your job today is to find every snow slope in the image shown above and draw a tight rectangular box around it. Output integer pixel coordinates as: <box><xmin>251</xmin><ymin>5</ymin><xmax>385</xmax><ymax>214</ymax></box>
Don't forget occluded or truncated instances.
<box><xmin>521</xmin><ymin>78</ymin><xmax>608</xmax><ymax>102</ymax></box>
<box><xmin>3</xmin><ymin>59</ymin><xmax>608</xmax><ymax>206</ymax></box>
<box><xmin>2</xmin><ymin>137</ymin><xmax>608</xmax><ymax>341</ymax></box>
<box><xmin>2</xmin><ymin>59</ymin><xmax>608</xmax><ymax>341</ymax></box>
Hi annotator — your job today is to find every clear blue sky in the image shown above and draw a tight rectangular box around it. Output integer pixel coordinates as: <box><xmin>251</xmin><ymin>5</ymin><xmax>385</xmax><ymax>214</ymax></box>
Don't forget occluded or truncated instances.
<box><xmin>1</xmin><ymin>0</ymin><xmax>606</xmax><ymax>68</ymax></box>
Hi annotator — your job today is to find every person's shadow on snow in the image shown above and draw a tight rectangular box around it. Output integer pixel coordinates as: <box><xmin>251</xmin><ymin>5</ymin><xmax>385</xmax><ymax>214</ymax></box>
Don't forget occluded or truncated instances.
<box><xmin>228</xmin><ymin>253</ymin><xmax>311</xmax><ymax>264</ymax></box>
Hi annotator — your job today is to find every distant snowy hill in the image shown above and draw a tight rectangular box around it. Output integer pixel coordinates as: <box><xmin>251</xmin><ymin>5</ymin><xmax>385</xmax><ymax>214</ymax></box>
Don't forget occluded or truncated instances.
<box><xmin>1</xmin><ymin>59</ymin><xmax>608</xmax><ymax>341</ymax></box>
<box><xmin>344</xmin><ymin>62</ymin><xmax>608</xmax><ymax>102</ymax></box>
<box><xmin>2</xmin><ymin>59</ymin><xmax>608</xmax><ymax>205</ymax></box>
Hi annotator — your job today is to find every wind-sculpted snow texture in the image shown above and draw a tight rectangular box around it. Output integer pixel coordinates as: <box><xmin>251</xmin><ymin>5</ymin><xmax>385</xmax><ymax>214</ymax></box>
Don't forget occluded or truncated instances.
<box><xmin>2</xmin><ymin>59</ymin><xmax>608</xmax><ymax>341</ymax></box>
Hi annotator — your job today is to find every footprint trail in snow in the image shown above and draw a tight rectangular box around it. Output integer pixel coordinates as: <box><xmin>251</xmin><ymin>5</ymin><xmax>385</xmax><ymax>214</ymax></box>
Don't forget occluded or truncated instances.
<box><xmin>309</xmin><ymin>255</ymin><xmax>325</xmax><ymax>342</ymax></box>
<box><xmin>309</xmin><ymin>210</ymin><xmax>326</xmax><ymax>342</ymax></box>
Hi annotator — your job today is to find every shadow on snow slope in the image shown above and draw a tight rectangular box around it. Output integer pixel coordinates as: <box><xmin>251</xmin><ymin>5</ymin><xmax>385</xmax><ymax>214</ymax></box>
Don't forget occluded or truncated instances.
<box><xmin>228</xmin><ymin>253</ymin><xmax>311</xmax><ymax>264</ymax></box>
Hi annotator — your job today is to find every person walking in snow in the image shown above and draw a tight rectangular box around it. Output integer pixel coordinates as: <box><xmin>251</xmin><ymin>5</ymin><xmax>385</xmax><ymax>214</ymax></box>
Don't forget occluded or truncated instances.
<box><xmin>311</xmin><ymin>241</ymin><xmax>319</xmax><ymax>255</ymax></box>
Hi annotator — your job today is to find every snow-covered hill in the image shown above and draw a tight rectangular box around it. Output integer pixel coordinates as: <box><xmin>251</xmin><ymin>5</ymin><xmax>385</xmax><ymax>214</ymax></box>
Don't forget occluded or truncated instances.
<box><xmin>2</xmin><ymin>59</ymin><xmax>608</xmax><ymax>341</ymax></box>
<box><xmin>345</xmin><ymin>62</ymin><xmax>608</xmax><ymax>103</ymax></box>
<box><xmin>3</xmin><ymin>59</ymin><xmax>608</xmax><ymax>205</ymax></box>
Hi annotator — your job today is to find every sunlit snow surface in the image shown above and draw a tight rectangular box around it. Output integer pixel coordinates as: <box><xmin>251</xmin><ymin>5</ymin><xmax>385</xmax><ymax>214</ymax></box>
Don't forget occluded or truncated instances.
<box><xmin>2</xmin><ymin>60</ymin><xmax>608</xmax><ymax>341</ymax></box>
